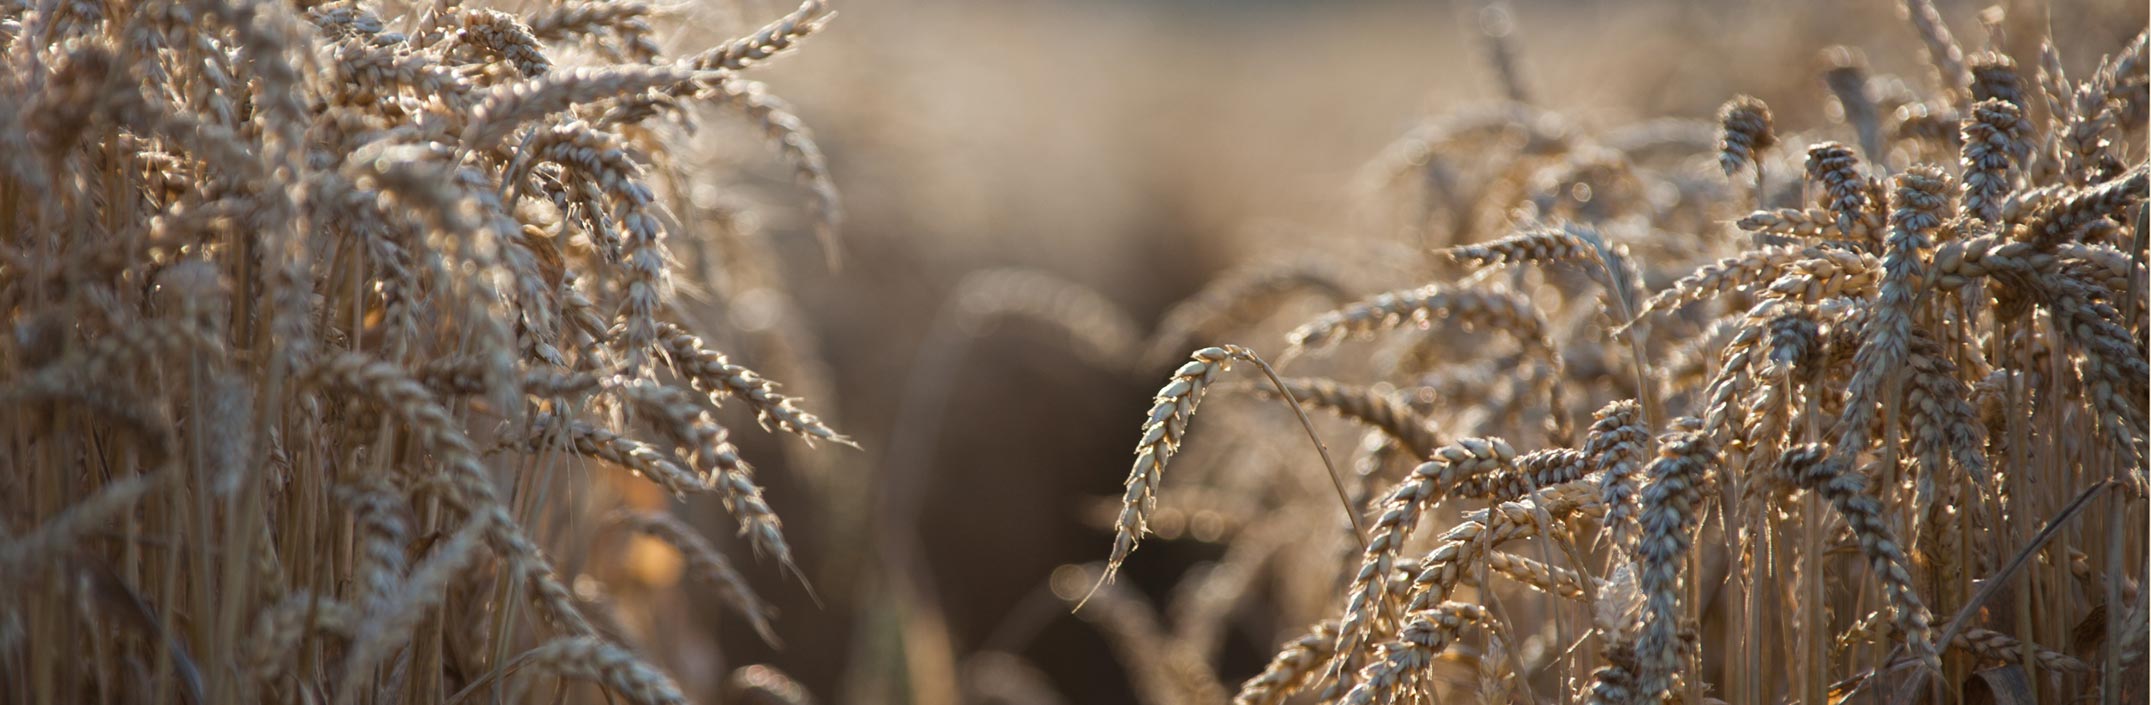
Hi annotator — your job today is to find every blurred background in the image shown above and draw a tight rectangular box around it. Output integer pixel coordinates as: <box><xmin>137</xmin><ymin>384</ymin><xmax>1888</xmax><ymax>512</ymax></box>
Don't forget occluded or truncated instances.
<box><xmin>616</xmin><ymin>0</ymin><xmax>2149</xmax><ymax>702</ymax></box>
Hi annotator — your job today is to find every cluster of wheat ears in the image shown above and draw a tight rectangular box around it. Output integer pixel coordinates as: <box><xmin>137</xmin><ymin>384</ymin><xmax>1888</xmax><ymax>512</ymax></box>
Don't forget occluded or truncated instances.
<box><xmin>1061</xmin><ymin>4</ymin><xmax>2151</xmax><ymax>705</ymax></box>
<box><xmin>0</xmin><ymin>0</ymin><xmax>848</xmax><ymax>701</ymax></box>
<box><xmin>2</xmin><ymin>0</ymin><xmax>2148</xmax><ymax>702</ymax></box>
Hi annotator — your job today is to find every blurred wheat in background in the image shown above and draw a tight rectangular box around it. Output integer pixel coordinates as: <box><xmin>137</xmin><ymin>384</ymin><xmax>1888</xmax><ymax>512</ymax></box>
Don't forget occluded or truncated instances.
<box><xmin>1</xmin><ymin>0</ymin><xmax>2147</xmax><ymax>703</ymax></box>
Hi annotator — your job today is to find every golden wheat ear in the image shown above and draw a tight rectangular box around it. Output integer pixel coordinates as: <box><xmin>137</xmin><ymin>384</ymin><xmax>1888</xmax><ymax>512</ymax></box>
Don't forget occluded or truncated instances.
<box><xmin>1084</xmin><ymin>344</ymin><xmax>1358</xmax><ymax>610</ymax></box>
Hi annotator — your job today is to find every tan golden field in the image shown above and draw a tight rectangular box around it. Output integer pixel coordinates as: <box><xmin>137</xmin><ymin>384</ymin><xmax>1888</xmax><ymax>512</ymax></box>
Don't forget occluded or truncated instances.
<box><xmin>2</xmin><ymin>0</ymin><xmax>2148</xmax><ymax>703</ymax></box>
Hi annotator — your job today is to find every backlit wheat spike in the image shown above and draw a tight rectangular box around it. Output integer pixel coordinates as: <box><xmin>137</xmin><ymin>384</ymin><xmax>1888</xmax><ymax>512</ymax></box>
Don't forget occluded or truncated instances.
<box><xmin>455</xmin><ymin>9</ymin><xmax>552</xmax><ymax>78</ymax></box>
<box><xmin>1838</xmin><ymin>166</ymin><xmax>1948</xmax><ymax>456</ymax></box>
<box><xmin>1337</xmin><ymin>603</ymin><xmax>1487</xmax><ymax>705</ymax></box>
<box><xmin>1961</xmin><ymin>99</ymin><xmax>2029</xmax><ymax>224</ymax></box>
<box><xmin>519</xmin><ymin>637</ymin><xmax>689</xmax><ymax>705</ymax></box>
<box><xmin>658</xmin><ymin>322</ymin><xmax>853</xmax><ymax>447</ymax></box>
<box><xmin>1442</xmin><ymin>226</ymin><xmax>1596</xmax><ymax>269</ymax></box>
<box><xmin>549</xmin><ymin>420</ymin><xmax>707</xmax><ymax>495</ymax></box>
<box><xmin>1451</xmin><ymin>447</ymin><xmax>1589</xmax><ymax>500</ymax></box>
<box><xmin>1587</xmin><ymin>400</ymin><xmax>1651</xmax><ymax>549</ymax></box>
<box><xmin>1096</xmin><ymin>346</ymin><xmax>1254</xmax><ymax>594</ymax></box>
<box><xmin>526</xmin><ymin>2</ymin><xmax>661</xmax><ymax>61</ymax></box>
<box><xmin>686</xmin><ymin>0</ymin><xmax>832</xmax><ymax>72</ymax></box>
<box><xmin>1287</xmin><ymin>284</ymin><xmax>1551</xmax><ymax>360</ymax></box>
<box><xmin>1633</xmin><ymin>430</ymin><xmax>1716</xmax><ymax>705</ymax></box>
<box><xmin>1333</xmin><ymin>439</ymin><xmax>1515</xmax><ymax>678</ymax></box>
<box><xmin>1250</xmin><ymin>377</ymin><xmax>1445</xmax><ymax>460</ymax></box>
<box><xmin>463</xmin><ymin>66</ymin><xmax>700</xmax><ymax>149</ymax></box>
<box><xmin>1233</xmin><ymin>620</ymin><xmax>1339</xmax><ymax>705</ymax></box>
<box><xmin>1737</xmin><ymin>207</ymin><xmax>1879</xmax><ymax>241</ymax></box>
<box><xmin>1805</xmin><ymin>142</ymin><xmax>1870</xmax><ymax>236</ymax></box>
<box><xmin>1717</xmin><ymin>96</ymin><xmax>1776</xmax><ymax>179</ymax></box>
<box><xmin>1485</xmin><ymin>550</ymin><xmax>1587</xmax><ymax>598</ymax></box>
<box><xmin>1628</xmin><ymin>245</ymin><xmax>1834</xmax><ymax>329</ymax></box>
<box><xmin>1583</xmin><ymin>639</ymin><xmax>1640</xmax><ymax>705</ymax></box>
<box><xmin>306</xmin><ymin>355</ymin><xmax>597</xmax><ymax>638</ymax></box>
<box><xmin>622</xmin><ymin>381</ymin><xmax>797</xmax><ymax>569</ymax></box>
<box><xmin>1779</xmin><ymin>445</ymin><xmax>1941</xmax><ymax>673</ymax></box>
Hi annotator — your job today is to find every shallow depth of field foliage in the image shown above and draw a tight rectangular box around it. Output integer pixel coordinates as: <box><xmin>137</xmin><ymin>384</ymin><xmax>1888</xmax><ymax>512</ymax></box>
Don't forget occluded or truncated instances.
<box><xmin>1</xmin><ymin>0</ymin><xmax>2147</xmax><ymax>704</ymax></box>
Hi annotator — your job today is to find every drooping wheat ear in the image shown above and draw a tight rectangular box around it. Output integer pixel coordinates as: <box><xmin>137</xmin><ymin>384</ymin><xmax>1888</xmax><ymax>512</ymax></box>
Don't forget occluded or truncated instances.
<box><xmin>2007</xmin><ymin>166</ymin><xmax>2146</xmax><ymax>249</ymax></box>
<box><xmin>1095</xmin><ymin>346</ymin><xmax>1247</xmax><ymax>593</ymax></box>
<box><xmin>657</xmin><ymin>321</ymin><xmax>853</xmax><ymax>447</ymax></box>
<box><xmin>1442</xmin><ymin>226</ymin><xmax>1597</xmax><ymax>270</ymax></box>
<box><xmin>1737</xmin><ymin>207</ymin><xmax>1879</xmax><ymax>241</ymax></box>
<box><xmin>1696</xmin><ymin>306</ymin><xmax>1804</xmax><ymax>456</ymax></box>
<box><xmin>1586</xmin><ymin>400</ymin><xmax>1650</xmax><ymax>549</ymax></box>
<box><xmin>1248</xmin><ymin>378</ymin><xmax>1444</xmax><ymax>460</ymax></box>
<box><xmin>246</xmin><ymin>592</ymin><xmax>359</xmax><ymax>686</ymax></box>
<box><xmin>546</xmin><ymin>419</ymin><xmax>707</xmax><ymax>495</ymax></box>
<box><xmin>724</xmin><ymin>665</ymin><xmax>820</xmax><ymax>705</ymax></box>
<box><xmin>328</xmin><ymin>41</ymin><xmax>474</xmax><ymax>110</ymax></box>
<box><xmin>1823</xmin><ymin>46</ymin><xmax>1885</xmax><ymax>161</ymax></box>
<box><xmin>1779</xmin><ymin>445</ymin><xmax>1941</xmax><ymax>673</ymax></box>
<box><xmin>1338</xmin><ymin>603</ymin><xmax>1487</xmax><ymax>705</ymax></box>
<box><xmin>1838</xmin><ymin>166</ymin><xmax>1947</xmax><ymax>454</ymax></box>
<box><xmin>1485</xmin><ymin>550</ymin><xmax>1587</xmax><ymax>598</ymax></box>
<box><xmin>1632</xmin><ymin>429</ymin><xmax>1716</xmax><ymax>705</ymax></box>
<box><xmin>1286</xmin><ymin>284</ymin><xmax>1550</xmax><ymax>360</ymax></box>
<box><xmin>344</xmin><ymin>480</ymin><xmax>409</xmax><ymax>614</ymax></box>
<box><xmin>1564</xmin><ymin>638</ymin><xmax>1632</xmax><ymax>705</ymax></box>
<box><xmin>516</xmin><ymin>637</ymin><xmax>688</xmax><ymax>705</ymax></box>
<box><xmin>1233</xmin><ymin>620</ymin><xmax>1340</xmax><ymax>705</ymax></box>
<box><xmin>1898</xmin><ymin>0</ymin><xmax>1967</xmax><ymax>94</ymax></box>
<box><xmin>456</xmin><ymin>9</ymin><xmax>552</xmax><ymax>78</ymax></box>
<box><xmin>1738</xmin><ymin>303</ymin><xmax>1820</xmax><ymax>463</ymax></box>
<box><xmin>509</xmin><ymin>121</ymin><xmax>668</xmax><ymax>373</ymax></box>
<box><xmin>1451</xmin><ymin>447</ymin><xmax>1589</xmax><ymax>500</ymax></box>
<box><xmin>1804</xmin><ymin>142</ymin><xmax>1870</xmax><ymax>236</ymax></box>
<box><xmin>1902</xmin><ymin>335</ymin><xmax>1989</xmax><ymax>488</ymax></box>
<box><xmin>702</xmin><ymin>76</ymin><xmax>844</xmax><ymax>265</ymax></box>
<box><xmin>1716</xmin><ymin>95</ymin><xmax>1776</xmax><ymax>179</ymax></box>
<box><xmin>612</xmin><ymin>510</ymin><xmax>779</xmax><ymax>645</ymax></box>
<box><xmin>686</xmin><ymin>0</ymin><xmax>833</xmax><ymax>71</ymax></box>
<box><xmin>1763</xmin><ymin>253</ymin><xmax>1886</xmax><ymax>309</ymax></box>
<box><xmin>1145</xmin><ymin>260</ymin><xmax>1353</xmax><ymax>366</ymax></box>
<box><xmin>527</xmin><ymin>2</ymin><xmax>663</xmax><ymax>61</ymax></box>
<box><xmin>1334</xmin><ymin>439</ymin><xmax>1515</xmax><ymax>677</ymax></box>
<box><xmin>1762</xmin><ymin>304</ymin><xmax>1823</xmax><ymax>382</ymax></box>
<box><xmin>463</xmin><ymin>66</ymin><xmax>700</xmax><ymax>150</ymax></box>
<box><xmin>621</xmin><ymin>381</ymin><xmax>796</xmax><ymax>570</ymax></box>
<box><xmin>1397</xmin><ymin>479</ymin><xmax>1604</xmax><ymax>610</ymax></box>
<box><xmin>1628</xmin><ymin>245</ymin><xmax>1832</xmax><ymax>328</ymax></box>
<box><xmin>1930</xmin><ymin>237</ymin><xmax>2149</xmax><ymax>467</ymax></box>
<box><xmin>306</xmin><ymin>354</ymin><xmax>596</xmax><ymax>638</ymax></box>
<box><xmin>1960</xmin><ymin>99</ymin><xmax>2030</xmax><ymax>224</ymax></box>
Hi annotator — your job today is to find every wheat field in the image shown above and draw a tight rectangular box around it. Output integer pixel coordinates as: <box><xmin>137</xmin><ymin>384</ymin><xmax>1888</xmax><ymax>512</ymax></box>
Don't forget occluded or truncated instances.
<box><xmin>0</xmin><ymin>0</ymin><xmax>2146</xmax><ymax>703</ymax></box>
